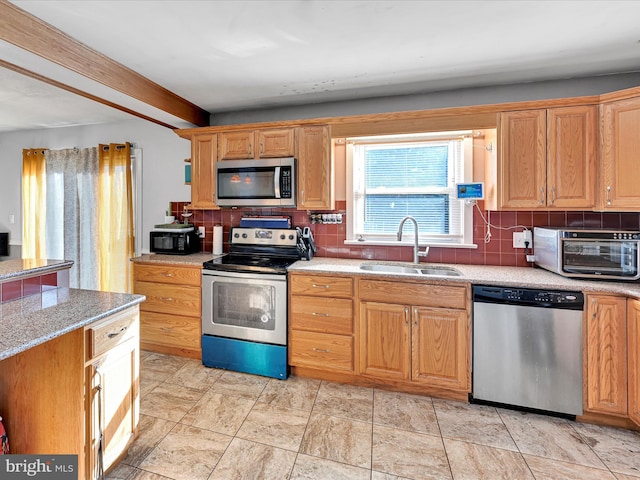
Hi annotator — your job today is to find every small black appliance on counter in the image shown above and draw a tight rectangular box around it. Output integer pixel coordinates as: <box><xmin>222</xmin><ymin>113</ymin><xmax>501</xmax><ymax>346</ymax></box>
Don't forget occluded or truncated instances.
<box><xmin>150</xmin><ymin>225</ymin><xmax>200</xmax><ymax>255</ymax></box>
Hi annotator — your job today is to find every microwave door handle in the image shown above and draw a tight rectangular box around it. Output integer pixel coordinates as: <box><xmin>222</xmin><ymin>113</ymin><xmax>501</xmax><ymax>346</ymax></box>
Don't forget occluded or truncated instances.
<box><xmin>274</xmin><ymin>166</ymin><xmax>281</xmax><ymax>199</ymax></box>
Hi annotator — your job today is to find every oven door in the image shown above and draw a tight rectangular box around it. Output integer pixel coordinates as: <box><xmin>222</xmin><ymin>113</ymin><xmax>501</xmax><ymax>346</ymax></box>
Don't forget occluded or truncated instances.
<box><xmin>562</xmin><ymin>238</ymin><xmax>640</xmax><ymax>279</ymax></box>
<box><xmin>202</xmin><ymin>269</ymin><xmax>287</xmax><ymax>345</ymax></box>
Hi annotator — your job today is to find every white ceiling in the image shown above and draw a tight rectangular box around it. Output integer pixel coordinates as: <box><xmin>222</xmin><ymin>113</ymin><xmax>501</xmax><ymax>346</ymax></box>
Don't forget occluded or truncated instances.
<box><xmin>2</xmin><ymin>0</ymin><xmax>640</xmax><ymax>132</ymax></box>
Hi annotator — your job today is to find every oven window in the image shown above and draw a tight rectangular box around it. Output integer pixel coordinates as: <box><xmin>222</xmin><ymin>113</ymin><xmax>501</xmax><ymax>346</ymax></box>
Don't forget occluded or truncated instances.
<box><xmin>563</xmin><ymin>240</ymin><xmax>638</xmax><ymax>275</ymax></box>
<box><xmin>213</xmin><ymin>282</ymin><xmax>276</xmax><ymax>330</ymax></box>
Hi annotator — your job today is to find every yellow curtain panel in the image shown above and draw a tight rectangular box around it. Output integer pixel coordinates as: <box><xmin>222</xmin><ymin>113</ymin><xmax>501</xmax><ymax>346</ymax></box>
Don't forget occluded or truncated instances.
<box><xmin>98</xmin><ymin>143</ymin><xmax>134</xmax><ymax>293</ymax></box>
<box><xmin>21</xmin><ymin>148</ymin><xmax>47</xmax><ymax>259</ymax></box>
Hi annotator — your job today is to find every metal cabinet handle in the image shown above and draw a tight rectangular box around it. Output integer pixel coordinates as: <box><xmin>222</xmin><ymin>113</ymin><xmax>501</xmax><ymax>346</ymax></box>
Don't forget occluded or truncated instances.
<box><xmin>312</xmin><ymin>312</ymin><xmax>330</xmax><ymax>317</ymax></box>
<box><xmin>405</xmin><ymin>307</ymin><xmax>409</xmax><ymax>326</ymax></box>
<box><xmin>312</xmin><ymin>284</ymin><xmax>330</xmax><ymax>289</ymax></box>
<box><xmin>606</xmin><ymin>185</ymin><xmax>612</xmax><ymax>205</ymax></box>
<box><xmin>540</xmin><ymin>187</ymin><xmax>545</xmax><ymax>205</ymax></box>
<box><xmin>313</xmin><ymin>348</ymin><xmax>330</xmax><ymax>353</ymax></box>
<box><xmin>107</xmin><ymin>326</ymin><xmax>127</xmax><ymax>338</ymax></box>
<box><xmin>550</xmin><ymin>186</ymin><xmax>556</xmax><ymax>205</ymax></box>
<box><xmin>161</xmin><ymin>273</ymin><xmax>175</xmax><ymax>277</ymax></box>
<box><xmin>160</xmin><ymin>297</ymin><xmax>174</xmax><ymax>302</ymax></box>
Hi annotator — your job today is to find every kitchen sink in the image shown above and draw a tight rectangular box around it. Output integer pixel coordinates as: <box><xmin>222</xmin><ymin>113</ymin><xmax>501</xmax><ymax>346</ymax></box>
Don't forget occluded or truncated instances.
<box><xmin>359</xmin><ymin>263</ymin><xmax>462</xmax><ymax>276</ymax></box>
<box><xmin>419</xmin><ymin>266</ymin><xmax>462</xmax><ymax>276</ymax></box>
<box><xmin>359</xmin><ymin>264</ymin><xmax>420</xmax><ymax>274</ymax></box>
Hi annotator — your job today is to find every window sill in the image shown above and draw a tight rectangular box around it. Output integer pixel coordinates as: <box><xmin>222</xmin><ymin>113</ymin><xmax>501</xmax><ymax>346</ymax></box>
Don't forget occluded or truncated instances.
<box><xmin>344</xmin><ymin>240</ymin><xmax>478</xmax><ymax>249</ymax></box>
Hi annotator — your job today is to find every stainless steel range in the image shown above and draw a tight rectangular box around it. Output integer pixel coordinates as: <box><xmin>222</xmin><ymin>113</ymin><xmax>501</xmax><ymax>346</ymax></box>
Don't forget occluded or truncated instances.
<box><xmin>201</xmin><ymin>226</ymin><xmax>314</xmax><ymax>379</ymax></box>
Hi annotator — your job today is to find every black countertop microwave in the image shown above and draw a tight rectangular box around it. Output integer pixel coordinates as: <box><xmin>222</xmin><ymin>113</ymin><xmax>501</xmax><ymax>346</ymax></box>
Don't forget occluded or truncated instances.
<box><xmin>215</xmin><ymin>157</ymin><xmax>296</xmax><ymax>207</ymax></box>
<box><xmin>150</xmin><ymin>227</ymin><xmax>200</xmax><ymax>255</ymax></box>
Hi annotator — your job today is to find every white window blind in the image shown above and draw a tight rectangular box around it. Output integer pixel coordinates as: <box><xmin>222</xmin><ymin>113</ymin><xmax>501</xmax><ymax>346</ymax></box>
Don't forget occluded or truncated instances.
<box><xmin>348</xmin><ymin>133</ymin><xmax>469</xmax><ymax>245</ymax></box>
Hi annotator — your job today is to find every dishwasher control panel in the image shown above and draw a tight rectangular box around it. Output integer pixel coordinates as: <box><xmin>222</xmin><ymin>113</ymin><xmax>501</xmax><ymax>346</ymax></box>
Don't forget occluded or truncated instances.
<box><xmin>474</xmin><ymin>286</ymin><xmax>584</xmax><ymax>310</ymax></box>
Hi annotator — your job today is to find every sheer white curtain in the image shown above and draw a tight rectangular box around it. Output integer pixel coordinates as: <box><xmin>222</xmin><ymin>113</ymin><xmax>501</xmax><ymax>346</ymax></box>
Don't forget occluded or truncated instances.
<box><xmin>45</xmin><ymin>147</ymin><xmax>100</xmax><ymax>289</ymax></box>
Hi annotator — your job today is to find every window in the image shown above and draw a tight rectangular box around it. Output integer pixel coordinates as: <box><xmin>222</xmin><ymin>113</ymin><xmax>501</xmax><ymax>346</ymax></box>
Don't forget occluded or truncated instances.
<box><xmin>346</xmin><ymin>131</ymin><xmax>475</xmax><ymax>247</ymax></box>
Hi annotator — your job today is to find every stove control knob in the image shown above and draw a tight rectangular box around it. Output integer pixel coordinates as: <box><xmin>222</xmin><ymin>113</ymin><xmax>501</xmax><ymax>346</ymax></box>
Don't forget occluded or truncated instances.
<box><xmin>233</xmin><ymin>233</ymin><xmax>239</xmax><ymax>238</ymax></box>
<box><xmin>289</xmin><ymin>234</ymin><xmax>295</xmax><ymax>240</ymax></box>
<box><xmin>242</xmin><ymin>233</ymin><xmax>248</xmax><ymax>239</ymax></box>
<box><xmin>280</xmin><ymin>234</ymin><xmax>286</xmax><ymax>240</ymax></box>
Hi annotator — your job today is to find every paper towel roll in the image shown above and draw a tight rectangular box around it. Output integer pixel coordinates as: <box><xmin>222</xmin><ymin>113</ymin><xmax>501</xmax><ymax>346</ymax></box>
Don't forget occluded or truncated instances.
<box><xmin>213</xmin><ymin>225</ymin><xmax>223</xmax><ymax>255</ymax></box>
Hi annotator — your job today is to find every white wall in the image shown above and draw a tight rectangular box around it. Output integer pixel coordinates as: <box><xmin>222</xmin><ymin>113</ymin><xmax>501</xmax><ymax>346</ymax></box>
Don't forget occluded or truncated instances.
<box><xmin>0</xmin><ymin>118</ymin><xmax>191</xmax><ymax>254</ymax></box>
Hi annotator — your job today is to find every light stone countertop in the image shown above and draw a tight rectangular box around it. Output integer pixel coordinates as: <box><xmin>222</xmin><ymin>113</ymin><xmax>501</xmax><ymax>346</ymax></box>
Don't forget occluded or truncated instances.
<box><xmin>131</xmin><ymin>252</ymin><xmax>223</xmax><ymax>266</ymax></box>
<box><xmin>288</xmin><ymin>257</ymin><xmax>640</xmax><ymax>298</ymax></box>
<box><xmin>0</xmin><ymin>258</ymin><xmax>74</xmax><ymax>282</ymax></box>
<box><xmin>0</xmin><ymin>288</ymin><xmax>145</xmax><ymax>361</ymax></box>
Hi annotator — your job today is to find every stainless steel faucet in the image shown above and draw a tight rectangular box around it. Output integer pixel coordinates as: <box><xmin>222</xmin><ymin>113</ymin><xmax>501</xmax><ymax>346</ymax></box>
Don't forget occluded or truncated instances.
<box><xmin>397</xmin><ymin>216</ymin><xmax>429</xmax><ymax>264</ymax></box>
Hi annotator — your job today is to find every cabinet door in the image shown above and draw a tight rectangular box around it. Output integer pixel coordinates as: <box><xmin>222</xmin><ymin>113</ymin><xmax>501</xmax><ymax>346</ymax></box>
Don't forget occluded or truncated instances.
<box><xmin>257</xmin><ymin>128</ymin><xmax>295</xmax><ymax>157</ymax></box>
<box><xmin>190</xmin><ymin>133</ymin><xmax>217</xmax><ymax>209</ymax></box>
<box><xmin>547</xmin><ymin>105</ymin><xmax>596</xmax><ymax>209</ymax></box>
<box><xmin>218</xmin><ymin>131</ymin><xmax>254</xmax><ymax>160</ymax></box>
<box><xmin>87</xmin><ymin>337</ymin><xmax>139</xmax><ymax>480</ymax></box>
<box><xmin>498</xmin><ymin>110</ymin><xmax>547</xmax><ymax>209</ymax></box>
<box><xmin>296</xmin><ymin>125</ymin><xmax>334</xmax><ymax>210</ymax></box>
<box><xmin>628</xmin><ymin>299</ymin><xmax>640</xmax><ymax>426</ymax></box>
<box><xmin>586</xmin><ymin>295</ymin><xmax>628</xmax><ymax>415</ymax></box>
<box><xmin>601</xmin><ymin>97</ymin><xmax>640</xmax><ymax>210</ymax></box>
<box><xmin>359</xmin><ymin>301</ymin><xmax>410</xmax><ymax>380</ymax></box>
<box><xmin>411</xmin><ymin>306</ymin><xmax>470</xmax><ymax>391</ymax></box>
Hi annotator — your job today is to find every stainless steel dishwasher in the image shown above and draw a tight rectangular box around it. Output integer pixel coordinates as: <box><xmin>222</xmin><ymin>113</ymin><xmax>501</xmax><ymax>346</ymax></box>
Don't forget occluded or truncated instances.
<box><xmin>472</xmin><ymin>285</ymin><xmax>584</xmax><ymax>417</ymax></box>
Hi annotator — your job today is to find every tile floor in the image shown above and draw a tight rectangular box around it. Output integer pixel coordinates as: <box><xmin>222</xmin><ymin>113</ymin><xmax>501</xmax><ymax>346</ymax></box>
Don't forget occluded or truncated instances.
<box><xmin>107</xmin><ymin>351</ymin><xmax>640</xmax><ymax>480</ymax></box>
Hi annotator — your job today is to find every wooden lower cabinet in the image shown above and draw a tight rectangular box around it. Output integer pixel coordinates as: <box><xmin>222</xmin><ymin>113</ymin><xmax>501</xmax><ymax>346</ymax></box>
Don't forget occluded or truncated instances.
<box><xmin>359</xmin><ymin>297</ymin><xmax>470</xmax><ymax>392</ymax></box>
<box><xmin>133</xmin><ymin>262</ymin><xmax>202</xmax><ymax>358</ymax></box>
<box><xmin>289</xmin><ymin>273</ymin><xmax>471</xmax><ymax>397</ymax></box>
<box><xmin>359</xmin><ymin>301</ymin><xmax>410</xmax><ymax>380</ymax></box>
<box><xmin>628</xmin><ymin>299</ymin><xmax>640</xmax><ymax>426</ymax></box>
<box><xmin>411</xmin><ymin>306</ymin><xmax>470</xmax><ymax>390</ymax></box>
<box><xmin>289</xmin><ymin>273</ymin><xmax>354</xmax><ymax>373</ymax></box>
<box><xmin>585</xmin><ymin>294</ymin><xmax>628</xmax><ymax>416</ymax></box>
<box><xmin>85</xmin><ymin>310</ymin><xmax>139</xmax><ymax>480</ymax></box>
<box><xmin>0</xmin><ymin>306</ymin><xmax>140</xmax><ymax>480</ymax></box>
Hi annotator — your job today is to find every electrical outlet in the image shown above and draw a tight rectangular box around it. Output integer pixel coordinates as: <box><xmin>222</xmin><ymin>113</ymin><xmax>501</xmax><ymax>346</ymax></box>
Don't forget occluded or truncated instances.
<box><xmin>513</xmin><ymin>230</ymin><xmax>533</xmax><ymax>249</ymax></box>
<box><xmin>198</xmin><ymin>226</ymin><xmax>206</xmax><ymax>238</ymax></box>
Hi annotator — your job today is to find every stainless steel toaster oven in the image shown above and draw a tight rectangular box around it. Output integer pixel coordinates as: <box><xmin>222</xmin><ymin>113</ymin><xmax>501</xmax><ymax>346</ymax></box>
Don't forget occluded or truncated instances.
<box><xmin>533</xmin><ymin>227</ymin><xmax>640</xmax><ymax>280</ymax></box>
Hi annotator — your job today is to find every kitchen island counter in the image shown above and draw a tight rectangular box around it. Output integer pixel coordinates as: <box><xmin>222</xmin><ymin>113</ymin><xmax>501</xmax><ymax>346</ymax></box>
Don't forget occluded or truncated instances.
<box><xmin>0</xmin><ymin>288</ymin><xmax>145</xmax><ymax>361</ymax></box>
<box><xmin>0</xmin><ymin>258</ymin><xmax>73</xmax><ymax>281</ymax></box>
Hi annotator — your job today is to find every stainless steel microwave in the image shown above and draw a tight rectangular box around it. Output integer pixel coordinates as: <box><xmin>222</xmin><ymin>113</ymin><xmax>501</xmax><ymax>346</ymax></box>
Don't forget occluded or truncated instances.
<box><xmin>534</xmin><ymin>227</ymin><xmax>640</xmax><ymax>280</ymax></box>
<box><xmin>215</xmin><ymin>157</ymin><xmax>296</xmax><ymax>207</ymax></box>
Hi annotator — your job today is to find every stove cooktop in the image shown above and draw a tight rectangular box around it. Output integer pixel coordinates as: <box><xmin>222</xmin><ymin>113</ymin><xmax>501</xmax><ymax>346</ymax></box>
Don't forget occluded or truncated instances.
<box><xmin>203</xmin><ymin>253</ymin><xmax>299</xmax><ymax>274</ymax></box>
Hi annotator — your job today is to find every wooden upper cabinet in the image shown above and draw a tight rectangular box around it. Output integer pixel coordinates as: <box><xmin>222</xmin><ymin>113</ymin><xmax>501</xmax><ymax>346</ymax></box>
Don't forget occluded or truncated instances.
<box><xmin>628</xmin><ymin>298</ymin><xmax>640</xmax><ymax>426</ymax></box>
<box><xmin>601</xmin><ymin>97</ymin><xmax>640</xmax><ymax>210</ymax></box>
<box><xmin>547</xmin><ymin>105</ymin><xmax>597</xmax><ymax>208</ymax></box>
<box><xmin>257</xmin><ymin>129</ymin><xmax>295</xmax><ymax>157</ymax></box>
<box><xmin>190</xmin><ymin>133</ymin><xmax>218</xmax><ymax>209</ymax></box>
<box><xmin>218</xmin><ymin>131</ymin><xmax>254</xmax><ymax>159</ymax></box>
<box><xmin>296</xmin><ymin>125</ymin><xmax>334</xmax><ymax>210</ymax></box>
<box><xmin>218</xmin><ymin>128</ymin><xmax>295</xmax><ymax>160</ymax></box>
<box><xmin>498</xmin><ymin>110</ymin><xmax>547</xmax><ymax>209</ymax></box>
<box><xmin>497</xmin><ymin>106</ymin><xmax>596</xmax><ymax>210</ymax></box>
<box><xmin>585</xmin><ymin>294</ymin><xmax>628</xmax><ymax>416</ymax></box>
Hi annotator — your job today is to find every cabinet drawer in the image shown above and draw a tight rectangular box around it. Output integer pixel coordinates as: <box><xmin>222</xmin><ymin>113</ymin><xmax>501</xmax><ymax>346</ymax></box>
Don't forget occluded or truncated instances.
<box><xmin>86</xmin><ymin>308</ymin><xmax>139</xmax><ymax>360</ymax></box>
<box><xmin>290</xmin><ymin>296</ymin><xmax>353</xmax><ymax>334</ymax></box>
<box><xmin>133</xmin><ymin>264</ymin><xmax>201</xmax><ymax>287</ymax></box>
<box><xmin>359</xmin><ymin>279</ymin><xmax>468</xmax><ymax>309</ymax></box>
<box><xmin>135</xmin><ymin>281</ymin><xmax>200</xmax><ymax>316</ymax></box>
<box><xmin>289</xmin><ymin>330</ymin><xmax>353</xmax><ymax>372</ymax></box>
<box><xmin>140</xmin><ymin>311</ymin><xmax>201</xmax><ymax>349</ymax></box>
<box><xmin>290</xmin><ymin>274</ymin><xmax>353</xmax><ymax>297</ymax></box>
